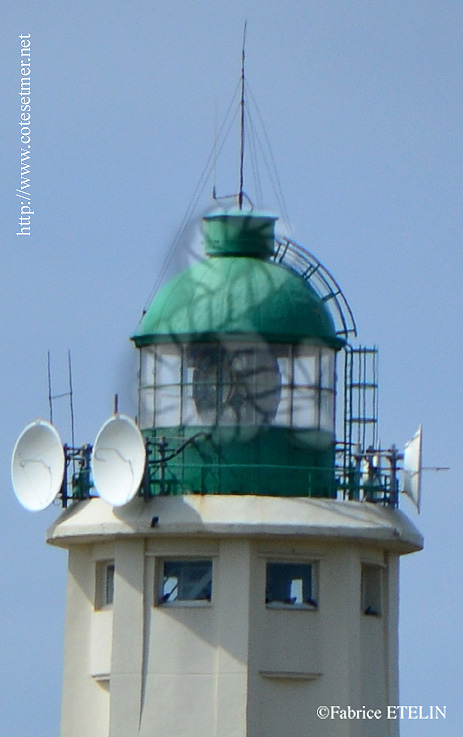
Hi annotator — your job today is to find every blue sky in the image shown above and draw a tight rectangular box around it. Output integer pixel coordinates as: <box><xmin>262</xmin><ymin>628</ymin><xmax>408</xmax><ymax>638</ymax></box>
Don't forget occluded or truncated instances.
<box><xmin>1</xmin><ymin>2</ymin><xmax>462</xmax><ymax>735</ymax></box>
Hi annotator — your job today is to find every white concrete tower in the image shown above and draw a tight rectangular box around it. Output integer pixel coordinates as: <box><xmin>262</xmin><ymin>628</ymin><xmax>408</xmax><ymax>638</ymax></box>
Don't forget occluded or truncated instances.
<box><xmin>44</xmin><ymin>212</ymin><xmax>422</xmax><ymax>737</ymax></box>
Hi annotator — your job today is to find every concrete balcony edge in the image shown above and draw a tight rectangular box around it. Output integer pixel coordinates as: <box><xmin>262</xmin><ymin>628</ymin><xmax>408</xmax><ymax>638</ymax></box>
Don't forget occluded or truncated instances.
<box><xmin>46</xmin><ymin>496</ymin><xmax>423</xmax><ymax>554</ymax></box>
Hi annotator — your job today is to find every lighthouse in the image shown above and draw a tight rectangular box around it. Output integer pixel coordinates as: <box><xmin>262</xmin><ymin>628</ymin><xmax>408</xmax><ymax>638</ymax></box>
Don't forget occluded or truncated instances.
<box><xmin>19</xmin><ymin>206</ymin><xmax>422</xmax><ymax>737</ymax></box>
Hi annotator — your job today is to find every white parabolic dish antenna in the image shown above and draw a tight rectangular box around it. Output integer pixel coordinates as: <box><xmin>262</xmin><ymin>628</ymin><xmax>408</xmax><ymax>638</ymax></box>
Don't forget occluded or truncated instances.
<box><xmin>92</xmin><ymin>414</ymin><xmax>146</xmax><ymax>506</ymax></box>
<box><xmin>403</xmin><ymin>425</ymin><xmax>423</xmax><ymax>511</ymax></box>
<box><xmin>11</xmin><ymin>419</ymin><xmax>65</xmax><ymax>511</ymax></box>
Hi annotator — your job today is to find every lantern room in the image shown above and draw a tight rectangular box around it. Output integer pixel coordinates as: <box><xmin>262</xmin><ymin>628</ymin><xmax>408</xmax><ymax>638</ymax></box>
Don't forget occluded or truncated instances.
<box><xmin>132</xmin><ymin>211</ymin><xmax>346</xmax><ymax>498</ymax></box>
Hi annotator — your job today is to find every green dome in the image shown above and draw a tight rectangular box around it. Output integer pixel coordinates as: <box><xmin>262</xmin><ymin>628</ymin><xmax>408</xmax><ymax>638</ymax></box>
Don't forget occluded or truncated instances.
<box><xmin>133</xmin><ymin>252</ymin><xmax>342</xmax><ymax>348</ymax></box>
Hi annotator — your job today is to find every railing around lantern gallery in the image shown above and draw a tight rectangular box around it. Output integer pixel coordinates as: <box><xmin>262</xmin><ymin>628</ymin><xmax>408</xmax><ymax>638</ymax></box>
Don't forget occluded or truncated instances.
<box><xmin>61</xmin><ymin>435</ymin><xmax>401</xmax><ymax>508</ymax></box>
<box><xmin>139</xmin><ymin>461</ymin><xmax>398</xmax><ymax>505</ymax></box>
<box><xmin>135</xmin><ymin>438</ymin><xmax>400</xmax><ymax>506</ymax></box>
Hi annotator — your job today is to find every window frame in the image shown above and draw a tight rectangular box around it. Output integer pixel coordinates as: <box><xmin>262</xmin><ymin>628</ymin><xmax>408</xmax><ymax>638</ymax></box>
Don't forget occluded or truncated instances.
<box><xmin>94</xmin><ymin>560</ymin><xmax>115</xmax><ymax>610</ymax></box>
<box><xmin>155</xmin><ymin>558</ymin><xmax>214</xmax><ymax>607</ymax></box>
<box><xmin>265</xmin><ymin>560</ymin><xmax>319</xmax><ymax>611</ymax></box>
<box><xmin>361</xmin><ymin>563</ymin><xmax>383</xmax><ymax>617</ymax></box>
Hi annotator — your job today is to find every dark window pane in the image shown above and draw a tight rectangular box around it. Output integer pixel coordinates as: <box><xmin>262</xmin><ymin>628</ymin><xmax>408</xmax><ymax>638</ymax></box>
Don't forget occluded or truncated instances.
<box><xmin>162</xmin><ymin>560</ymin><xmax>212</xmax><ymax>603</ymax></box>
<box><xmin>266</xmin><ymin>562</ymin><xmax>316</xmax><ymax>607</ymax></box>
<box><xmin>105</xmin><ymin>563</ymin><xmax>115</xmax><ymax>605</ymax></box>
<box><xmin>361</xmin><ymin>564</ymin><xmax>382</xmax><ymax>616</ymax></box>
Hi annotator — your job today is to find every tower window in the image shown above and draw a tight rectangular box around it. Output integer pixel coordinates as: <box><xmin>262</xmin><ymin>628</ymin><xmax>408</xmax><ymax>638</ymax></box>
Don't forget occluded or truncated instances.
<box><xmin>361</xmin><ymin>564</ymin><xmax>382</xmax><ymax>616</ymax></box>
<box><xmin>159</xmin><ymin>560</ymin><xmax>212</xmax><ymax>604</ymax></box>
<box><xmin>266</xmin><ymin>562</ymin><xmax>317</xmax><ymax>609</ymax></box>
<box><xmin>95</xmin><ymin>560</ymin><xmax>115</xmax><ymax>609</ymax></box>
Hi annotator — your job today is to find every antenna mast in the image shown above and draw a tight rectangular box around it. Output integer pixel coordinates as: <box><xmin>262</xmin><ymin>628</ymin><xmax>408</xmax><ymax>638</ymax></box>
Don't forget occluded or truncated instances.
<box><xmin>48</xmin><ymin>351</ymin><xmax>53</xmax><ymax>424</ymax></box>
<box><xmin>238</xmin><ymin>22</ymin><xmax>247</xmax><ymax>210</ymax></box>
<box><xmin>47</xmin><ymin>350</ymin><xmax>76</xmax><ymax>452</ymax></box>
<box><xmin>68</xmin><ymin>350</ymin><xmax>76</xmax><ymax>451</ymax></box>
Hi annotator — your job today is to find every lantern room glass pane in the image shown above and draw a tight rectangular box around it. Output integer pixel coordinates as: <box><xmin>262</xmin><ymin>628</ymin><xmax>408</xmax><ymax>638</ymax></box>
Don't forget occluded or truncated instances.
<box><xmin>182</xmin><ymin>383</ymin><xmax>203</xmax><ymax>425</ymax></box>
<box><xmin>274</xmin><ymin>387</ymin><xmax>290</xmax><ymax>425</ymax></box>
<box><xmin>189</xmin><ymin>345</ymin><xmax>219</xmax><ymax>424</ymax></box>
<box><xmin>320</xmin><ymin>349</ymin><xmax>335</xmax><ymax>389</ymax></box>
<box><xmin>292</xmin><ymin>388</ymin><xmax>317</xmax><ymax>428</ymax></box>
<box><xmin>139</xmin><ymin>387</ymin><xmax>155</xmax><ymax>429</ymax></box>
<box><xmin>140</xmin><ymin>347</ymin><xmax>155</xmax><ymax>387</ymax></box>
<box><xmin>155</xmin><ymin>386</ymin><xmax>181</xmax><ymax>426</ymax></box>
<box><xmin>293</xmin><ymin>348</ymin><xmax>317</xmax><ymax>386</ymax></box>
<box><xmin>276</xmin><ymin>348</ymin><xmax>291</xmax><ymax>385</ymax></box>
<box><xmin>319</xmin><ymin>390</ymin><xmax>335</xmax><ymax>431</ymax></box>
<box><xmin>156</xmin><ymin>347</ymin><xmax>182</xmax><ymax>385</ymax></box>
<box><xmin>187</xmin><ymin>343</ymin><xmax>282</xmax><ymax>427</ymax></box>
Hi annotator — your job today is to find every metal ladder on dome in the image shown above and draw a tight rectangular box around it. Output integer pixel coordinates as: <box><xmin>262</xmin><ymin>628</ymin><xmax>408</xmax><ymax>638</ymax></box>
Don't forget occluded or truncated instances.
<box><xmin>272</xmin><ymin>236</ymin><xmax>357</xmax><ymax>340</ymax></box>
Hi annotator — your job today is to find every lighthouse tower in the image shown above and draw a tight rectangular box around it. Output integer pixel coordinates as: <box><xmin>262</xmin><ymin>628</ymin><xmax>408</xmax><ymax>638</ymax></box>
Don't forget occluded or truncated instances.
<box><xmin>43</xmin><ymin>210</ymin><xmax>421</xmax><ymax>737</ymax></box>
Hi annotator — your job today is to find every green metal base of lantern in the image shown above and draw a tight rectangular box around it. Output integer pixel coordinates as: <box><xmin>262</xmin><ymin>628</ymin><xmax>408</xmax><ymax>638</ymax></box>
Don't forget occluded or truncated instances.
<box><xmin>141</xmin><ymin>425</ymin><xmax>336</xmax><ymax>499</ymax></box>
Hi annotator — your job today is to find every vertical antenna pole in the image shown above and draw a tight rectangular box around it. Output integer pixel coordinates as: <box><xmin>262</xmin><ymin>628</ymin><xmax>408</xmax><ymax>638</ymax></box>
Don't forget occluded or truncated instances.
<box><xmin>68</xmin><ymin>350</ymin><xmax>76</xmax><ymax>451</ymax></box>
<box><xmin>213</xmin><ymin>100</ymin><xmax>217</xmax><ymax>199</ymax></box>
<box><xmin>47</xmin><ymin>351</ymin><xmax>53</xmax><ymax>424</ymax></box>
<box><xmin>61</xmin><ymin>446</ymin><xmax>69</xmax><ymax>508</ymax></box>
<box><xmin>238</xmin><ymin>21</ymin><xmax>247</xmax><ymax>210</ymax></box>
